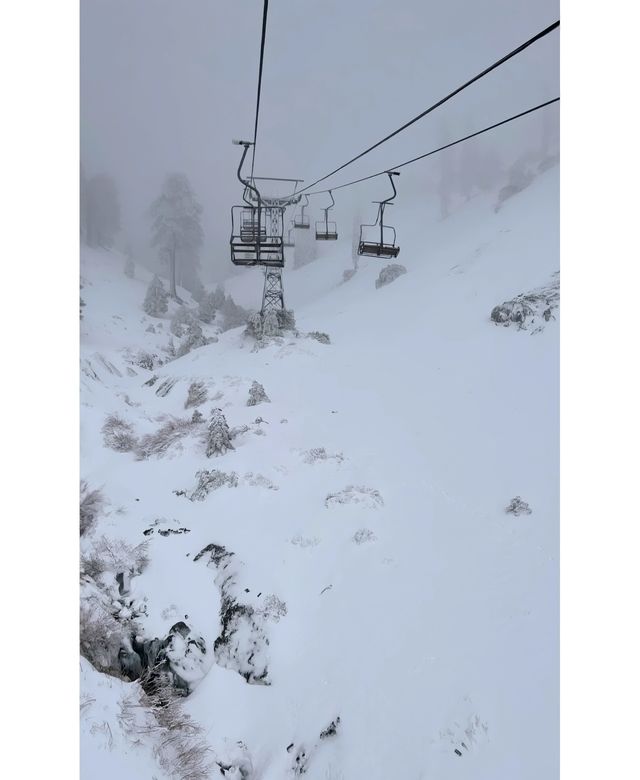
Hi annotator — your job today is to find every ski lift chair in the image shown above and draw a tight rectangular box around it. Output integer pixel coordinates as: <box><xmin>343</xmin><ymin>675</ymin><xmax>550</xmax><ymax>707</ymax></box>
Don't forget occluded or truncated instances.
<box><xmin>293</xmin><ymin>195</ymin><xmax>310</xmax><ymax>229</ymax></box>
<box><xmin>315</xmin><ymin>190</ymin><xmax>338</xmax><ymax>240</ymax></box>
<box><xmin>230</xmin><ymin>142</ymin><xmax>284</xmax><ymax>268</ymax></box>
<box><xmin>358</xmin><ymin>171</ymin><xmax>401</xmax><ymax>258</ymax></box>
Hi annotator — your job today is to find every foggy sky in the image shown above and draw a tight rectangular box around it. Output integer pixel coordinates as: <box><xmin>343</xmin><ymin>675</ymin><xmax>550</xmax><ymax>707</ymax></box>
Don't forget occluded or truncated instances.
<box><xmin>80</xmin><ymin>0</ymin><xmax>559</xmax><ymax>280</ymax></box>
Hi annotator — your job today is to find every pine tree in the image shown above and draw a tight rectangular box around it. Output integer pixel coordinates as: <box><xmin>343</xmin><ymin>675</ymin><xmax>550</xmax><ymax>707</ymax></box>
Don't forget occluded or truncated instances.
<box><xmin>150</xmin><ymin>174</ymin><xmax>204</xmax><ymax>301</ymax></box>
<box><xmin>247</xmin><ymin>380</ymin><xmax>270</xmax><ymax>406</ymax></box>
<box><xmin>212</xmin><ymin>285</ymin><xmax>226</xmax><ymax>309</ymax></box>
<box><xmin>206</xmin><ymin>408</ymin><xmax>234</xmax><ymax>457</ymax></box>
<box><xmin>197</xmin><ymin>291</ymin><xmax>217</xmax><ymax>324</ymax></box>
<box><xmin>143</xmin><ymin>275</ymin><xmax>169</xmax><ymax>317</ymax></box>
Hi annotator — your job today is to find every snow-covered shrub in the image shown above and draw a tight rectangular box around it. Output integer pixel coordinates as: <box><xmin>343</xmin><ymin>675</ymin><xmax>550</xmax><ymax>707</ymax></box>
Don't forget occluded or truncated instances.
<box><xmin>245</xmin><ymin>308</ymin><xmax>296</xmax><ymax>341</ymax></box>
<box><xmin>131</xmin><ymin>350</ymin><xmax>157</xmax><ymax>371</ymax></box>
<box><xmin>276</xmin><ymin>307</ymin><xmax>296</xmax><ymax>332</ymax></box>
<box><xmin>185</xmin><ymin>380</ymin><xmax>207</xmax><ymax>409</ymax></box>
<box><xmin>302</xmin><ymin>447</ymin><xmax>344</xmax><ymax>464</ymax></box>
<box><xmin>206</xmin><ymin>408</ymin><xmax>234</xmax><ymax>457</ymax></box>
<box><xmin>185</xmin><ymin>469</ymin><xmax>239</xmax><ymax>501</ymax></box>
<box><xmin>138</xmin><ymin>683</ymin><xmax>216</xmax><ymax>780</ymax></box>
<box><xmin>353</xmin><ymin>528</ymin><xmax>377</xmax><ymax>544</ymax></box>
<box><xmin>136</xmin><ymin>415</ymin><xmax>199</xmax><ymax>459</ymax></box>
<box><xmin>191</xmin><ymin>409</ymin><xmax>204</xmax><ymax>423</ymax></box>
<box><xmin>102</xmin><ymin>413</ymin><xmax>137</xmax><ymax>452</ymax></box>
<box><xmin>259</xmin><ymin>594</ymin><xmax>287</xmax><ymax>622</ymax></box>
<box><xmin>80</xmin><ymin>599</ymin><xmax>127</xmax><ymax>674</ymax></box>
<box><xmin>80</xmin><ymin>480</ymin><xmax>104</xmax><ymax>536</ymax></box>
<box><xmin>81</xmin><ymin>536</ymin><xmax>149</xmax><ymax>580</ymax></box>
<box><xmin>375</xmin><ymin>263</ymin><xmax>407</xmax><ymax>289</ymax></box>
<box><xmin>175</xmin><ymin>322</ymin><xmax>208</xmax><ymax>358</ymax></box>
<box><xmin>143</xmin><ymin>274</ymin><xmax>169</xmax><ymax>317</ymax></box>
<box><xmin>505</xmin><ymin>496</ymin><xmax>532</xmax><ymax>516</ymax></box>
<box><xmin>243</xmin><ymin>472</ymin><xmax>279</xmax><ymax>490</ymax></box>
<box><xmin>307</xmin><ymin>331</ymin><xmax>331</xmax><ymax>344</ymax></box>
<box><xmin>325</xmin><ymin>485</ymin><xmax>384</xmax><ymax>509</ymax></box>
<box><xmin>170</xmin><ymin>306</ymin><xmax>195</xmax><ymax>338</ymax></box>
<box><xmin>247</xmin><ymin>380</ymin><xmax>270</xmax><ymax>406</ymax></box>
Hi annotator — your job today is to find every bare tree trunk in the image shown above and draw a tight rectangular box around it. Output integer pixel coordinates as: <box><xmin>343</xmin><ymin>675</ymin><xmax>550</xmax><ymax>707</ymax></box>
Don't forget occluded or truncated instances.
<box><xmin>169</xmin><ymin>233</ymin><xmax>182</xmax><ymax>302</ymax></box>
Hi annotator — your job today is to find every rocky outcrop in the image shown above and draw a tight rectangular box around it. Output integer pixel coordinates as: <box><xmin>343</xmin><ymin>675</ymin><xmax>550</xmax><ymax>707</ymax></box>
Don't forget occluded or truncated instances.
<box><xmin>194</xmin><ymin>543</ymin><xmax>280</xmax><ymax>685</ymax></box>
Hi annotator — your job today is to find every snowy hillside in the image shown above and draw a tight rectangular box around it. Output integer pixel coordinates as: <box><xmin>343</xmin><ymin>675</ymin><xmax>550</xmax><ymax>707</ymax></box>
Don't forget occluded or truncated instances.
<box><xmin>80</xmin><ymin>163</ymin><xmax>559</xmax><ymax>779</ymax></box>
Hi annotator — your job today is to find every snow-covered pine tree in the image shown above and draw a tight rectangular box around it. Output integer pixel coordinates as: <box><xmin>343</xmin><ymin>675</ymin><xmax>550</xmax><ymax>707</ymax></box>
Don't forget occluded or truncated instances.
<box><xmin>212</xmin><ymin>284</ymin><xmax>226</xmax><ymax>309</ymax></box>
<box><xmin>143</xmin><ymin>274</ymin><xmax>169</xmax><ymax>317</ymax></box>
<box><xmin>206</xmin><ymin>408</ymin><xmax>234</xmax><ymax>457</ymax></box>
<box><xmin>247</xmin><ymin>380</ymin><xmax>270</xmax><ymax>406</ymax></box>
<box><xmin>197</xmin><ymin>291</ymin><xmax>217</xmax><ymax>324</ymax></box>
<box><xmin>150</xmin><ymin>173</ymin><xmax>204</xmax><ymax>301</ymax></box>
<box><xmin>176</xmin><ymin>318</ymin><xmax>206</xmax><ymax>357</ymax></box>
<box><xmin>276</xmin><ymin>308</ymin><xmax>296</xmax><ymax>332</ymax></box>
<box><xmin>220</xmin><ymin>294</ymin><xmax>249</xmax><ymax>331</ymax></box>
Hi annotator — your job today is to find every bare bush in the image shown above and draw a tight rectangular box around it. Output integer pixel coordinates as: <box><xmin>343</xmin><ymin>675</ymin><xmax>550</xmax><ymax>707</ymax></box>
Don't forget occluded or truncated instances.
<box><xmin>80</xmin><ymin>480</ymin><xmax>104</xmax><ymax>536</ymax></box>
<box><xmin>79</xmin><ymin>598</ymin><xmax>127</xmax><ymax>674</ymax></box>
<box><xmin>81</xmin><ymin>536</ymin><xmax>149</xmax><ymax>579</ymax></box>
<box><xmin>123</xmin><ymin>683</ymin><xmax>216</xmax><ymax>780</ymax></box>
<box><xmin>183</xmin><ymin>469</ymin><xmax>239</xmax><ymax>501</ymax></box>
<box><xmin>102</xmin><ymin>413</ymin><xmax>137</xmax><ymax>452</ymax></box>
<box><xmin>136</xmin><ymin>416</ymin><xmax>199</xmax><ymax>459</ymax></box>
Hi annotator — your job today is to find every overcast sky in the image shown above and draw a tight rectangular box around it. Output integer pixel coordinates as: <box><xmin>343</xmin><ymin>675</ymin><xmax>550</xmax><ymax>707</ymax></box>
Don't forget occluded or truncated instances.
<box><xmin>80</xmin><ymin>0</ymin><xmax>559</xmax><ymax>280</ymax></box>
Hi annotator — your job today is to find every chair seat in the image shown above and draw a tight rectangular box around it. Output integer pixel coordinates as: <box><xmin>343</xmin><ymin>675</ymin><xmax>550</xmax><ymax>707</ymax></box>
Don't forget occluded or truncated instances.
<box><xmin>316</xmin><ymin>232</ymin><xmax>338</xmax><ymax>240</ymax></box>
<box><xmin>358</xmin><ymin>241</ymin><xmax>400</xmax><ymax>258</ymax></box>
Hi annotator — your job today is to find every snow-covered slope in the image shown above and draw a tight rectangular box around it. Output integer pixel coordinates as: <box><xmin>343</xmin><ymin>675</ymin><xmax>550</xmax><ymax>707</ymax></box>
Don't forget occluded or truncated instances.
<box><xmin>80</xmin><ymin>165</ymin><xmax>559</xmax><ymax>779</ymax></box>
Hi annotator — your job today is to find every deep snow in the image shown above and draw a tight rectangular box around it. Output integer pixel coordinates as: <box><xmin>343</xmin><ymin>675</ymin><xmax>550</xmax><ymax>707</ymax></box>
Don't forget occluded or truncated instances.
<box><xmin>80</xmin><ymin>164</ymin><xmax>558</xmax><ymax>779</ymax></box>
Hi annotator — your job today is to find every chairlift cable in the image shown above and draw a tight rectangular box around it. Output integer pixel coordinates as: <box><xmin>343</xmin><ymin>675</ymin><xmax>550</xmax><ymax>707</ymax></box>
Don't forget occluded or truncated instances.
<box><xmin>294</xmin><ymin>20</ymin><xmax>560</xmax><ymax>196</ymax></box>
<box><xmin>250</xmin><ymin>0</ymin><xmax>270</xmax><ymax>182</ymax></box>
<box><xmin>304</xmin><ymin>97</ymin><xmax>559</xmax><ymax>197</ymax></box>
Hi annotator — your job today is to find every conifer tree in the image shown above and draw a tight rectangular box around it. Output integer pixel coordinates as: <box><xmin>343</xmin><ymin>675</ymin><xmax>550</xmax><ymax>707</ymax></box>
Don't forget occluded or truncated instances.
<box><xmin>206</xmin><ymin>408</ymin><xmax>234</xmax><ymax>457</ymax></box>
<box><xmin>143</xmin><ymin>275</ymin><xmax>169</xmax><ymax>317</ymax></box>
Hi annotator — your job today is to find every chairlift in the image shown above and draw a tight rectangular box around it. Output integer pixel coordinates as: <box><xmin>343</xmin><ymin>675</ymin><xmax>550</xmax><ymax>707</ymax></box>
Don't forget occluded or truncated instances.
<box><xmin>315</xmin><ymin>190</ymin><xmax>338</xmax><ymax>241</ymax></box>
<box><xmin>230</xmin><ymin>141</ymin><xmax>285</xmax><ymax>268</ymax></box>
<box><xmin>358</xmin><ymin>171</ymin><xmax>400</xmax><ymax>258</ymax></box>
<box><xmin>293</xmin><ymin>195</ymin><xmax>310</xmax><ymax>229</ymax></box>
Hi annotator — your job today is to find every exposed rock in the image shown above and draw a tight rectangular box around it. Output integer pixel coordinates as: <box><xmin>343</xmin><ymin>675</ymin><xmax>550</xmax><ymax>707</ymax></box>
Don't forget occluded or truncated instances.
<box><xmin>319</xmin><ymin>716</ymin><xmax>341</xmax><ymax>739</ymax></box>
<box><xmin>490</xmin><ymin>272</ymin><xmax>559</xmax><ymax>333</ymax></box>
<box><xmin>194</xmin><ymin>543</ymin><xmax>275</xmax><ymax>685</ymax></box>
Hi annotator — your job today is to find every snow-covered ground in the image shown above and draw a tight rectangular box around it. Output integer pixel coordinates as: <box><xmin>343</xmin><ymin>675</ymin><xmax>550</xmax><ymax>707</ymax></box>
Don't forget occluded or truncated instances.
<box><xmin>80</xmin><ymin>164</ymin><xmax>559</xmax><ymax>779</ymax></box>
